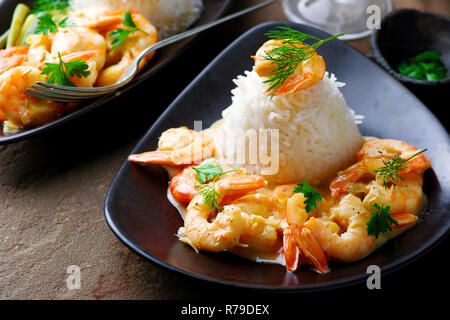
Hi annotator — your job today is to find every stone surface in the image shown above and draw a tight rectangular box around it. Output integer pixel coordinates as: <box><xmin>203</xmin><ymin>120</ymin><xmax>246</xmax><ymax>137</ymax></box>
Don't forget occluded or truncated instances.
<box><xmin>1</xmin><ymin>0</ymin><xmax>448</xmax><ymax>300</ymax></box>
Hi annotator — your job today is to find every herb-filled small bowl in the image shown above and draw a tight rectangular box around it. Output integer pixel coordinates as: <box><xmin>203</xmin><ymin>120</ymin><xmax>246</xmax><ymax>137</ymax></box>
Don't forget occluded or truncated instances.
<box><xmin>371</xmin><ymin>9</ymin><xmax>450</xmax><ymax>100</ymax></box>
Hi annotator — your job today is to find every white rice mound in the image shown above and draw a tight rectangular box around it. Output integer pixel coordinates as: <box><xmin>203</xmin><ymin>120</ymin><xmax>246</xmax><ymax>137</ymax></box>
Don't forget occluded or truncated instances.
<box><xmin>71</xmin><ymin>0</ymin><xmax>203</xmax><ymax>39</ymax></box>
<box><xmin>212</xmin><ymin>69</ymin><xmax>362</xmax><ymax>185</ymax></box>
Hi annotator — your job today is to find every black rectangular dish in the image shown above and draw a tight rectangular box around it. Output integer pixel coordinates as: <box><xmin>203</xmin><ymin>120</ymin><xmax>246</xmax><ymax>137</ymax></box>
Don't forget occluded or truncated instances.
<box><xmin>104</xmin><ymin>21</ymin><xmax>450</xmax><ymax>291</ymax></box>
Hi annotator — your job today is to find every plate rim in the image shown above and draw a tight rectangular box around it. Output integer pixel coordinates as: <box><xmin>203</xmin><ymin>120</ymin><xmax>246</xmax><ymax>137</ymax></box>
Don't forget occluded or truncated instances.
<box><xmin>0</xmin><ymin>0</ymin><xmax>232</xmax><ymax>145</ymax></box>
<box><xmin>104</xmin><ymin>20</ymin><xmax>450</xmax><ymax>292</ymax></box>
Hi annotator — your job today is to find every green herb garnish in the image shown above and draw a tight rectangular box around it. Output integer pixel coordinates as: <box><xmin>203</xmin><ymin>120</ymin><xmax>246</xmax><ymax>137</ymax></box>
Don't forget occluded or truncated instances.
<box><xmin>293</xmin><ymin>180</ymin><xmax>323</xmax><ymax>213</ymax></box>
<box><xmin>41</xmin><ymin>52</ymin><xmax>91</xmax><ymax>87</ymax></box>
<box><xmin>109</xmin><ymin>11</ymin><xmax>148</xmax><ymax>50</ymax></box>
<box><xmin>35</xmin><ymin>13</ymin><xmax>72</xmax><ymax>34</ymax></box>
<box><xmin>193</xmin><ymin>162</ymin><xmax>240</xmax><ymax>212</ymax></box>
<box><xmin>32</xmin><ymin>0</ymin><xmax>70</xmax><ymax>14</ymax></box>
<box><xmin>366</xmin><ymin>203</ymin><xmax>398</xmax><ymax>238</ymax></box>
<box><xmin>398</xmin><ymin>51</ymin><xmax>448</xmax><ymax>81</ymax></box>
<box><xmin>197</xmin><ymin>180</ymin><xmax>223</xmax><ymax>214</ymax></box>
<box><xmin>262</xmin><ymin>24</ymin><xmax>343</xmax><ymax>98</ymax></box>
<box><xmin>193</xmin><ymin>161</ymin><xmax>223</xmax><ymax>184</ymax></box>
<box><xmin>375</xmin><ymin>149</ymin><xmax>427</xmax><ymax>188</ymax></box>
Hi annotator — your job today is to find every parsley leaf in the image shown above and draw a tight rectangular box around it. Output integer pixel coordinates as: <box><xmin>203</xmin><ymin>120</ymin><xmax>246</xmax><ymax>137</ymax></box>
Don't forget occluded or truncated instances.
<box><xmin>193</xmin><ymin>161</ymin><xmax>223</xmax><ymax>184</ymax></box>
<box><xmin>35</xmin><ymin>13</ymin><xmax>58</xmax><ymax>34</ymax></box>
<box><xmin>109</xmin><ymin>11</ymin><xmax>148</xmax><ymax>50</ymax></box>
<box><xmin>293</xmin><ymin>180</ymin><xmax>323</xmax><ymax>213</ymax></box>
<box><xmin>32</xmin><ymin>0</ymin><xmax>70</xmax><ymax>14</ymax></box>
<box><xmin>398</xmin><ymin>51</ymin><xmax>448</xmax><ymax>81</ymax></box>
<box><xmin>122</xmin><ymin>11</ymin><xmax>138</xmax><ymax>28</ymax></box>
<box><xmin>41</xmin><ymin>52</ymin><xmax>91</xmax><ymax>87</ymax></box>
<box><xmin>35</xmin><ymin>13</ymin><xmax>74</xmax><ymax>35</ymax></box>
<box><xmin>366</xmin><ymin>204</ymin><xmax>398</xmax><ymax>238</ymax></box>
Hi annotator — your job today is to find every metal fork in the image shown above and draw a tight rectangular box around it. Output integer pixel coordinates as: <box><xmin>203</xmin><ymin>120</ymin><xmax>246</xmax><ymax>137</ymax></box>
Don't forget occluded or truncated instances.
<box><xmin>25</xmin><ymin>0</ymin><xmax>277</xmax><ymax>103</ymax></box>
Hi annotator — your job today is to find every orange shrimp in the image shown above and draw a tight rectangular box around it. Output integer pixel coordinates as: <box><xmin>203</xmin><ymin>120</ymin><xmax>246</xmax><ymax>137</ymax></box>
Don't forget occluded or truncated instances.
<box><xmin>304</xmin><ymin>194</ymin><xmax>417</xmax><ymax>262</ymax></box>
<box><xmin>253</xmin><ymin>39</ymin><xmax>326</xmax><ymax>96</ymax></box>
<box><xmin>128</xmin><ymin>127</ymin><xmax>215</xmax><ymax>166</ymax></box>
<box><xmin>180</xmin><ymin>174</ymin><xmax>268</xmax><ymax>252</ymax></box>
<box><xmin>169</xmin><ymin>165</ymin><xmax>200</xmax><ymax>204</ymax></box>
<box><xmin>58</xmin><ymin>50</ymin><xmax>100</xmax><ymax>88</ymax></box>
<box><xmin>330</xmin><ymin>139</ymin><xmax>431</xmax><ymax>199</ymax></box>
<box><xmin>0</xmin><ymin>47</ymin><xmax>30</xmax><ymax>122</ymax></box>
<box><xmin>0</xmin><ymin>46</ymin><xmax>29</xmax><ymax>75</ymax></box>
<box><xmin>0</xmin><ymin>66</ymin><xmax>63</xmax><ymax>128</ymax></box>
<box><xmin>72</xmin><ymin>9</ymin><xmax>158</xmax><ymax>87</ymax></box>
<box><xmin>284</xmin><ymin>193</ymin><xmax>329</xmax><ymax>273</ymax></box>
<box><xmin>357</xmin><ymin>139</ymin><xmax>431</xmax><ymax>174</ymax></box>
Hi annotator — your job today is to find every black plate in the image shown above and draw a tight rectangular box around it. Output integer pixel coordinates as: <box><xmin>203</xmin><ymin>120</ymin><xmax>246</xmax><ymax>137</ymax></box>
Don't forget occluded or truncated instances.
<box><xmin>0</xmin><ymin>0</ymin><xmax>231</xmax><ymax>144</ymax></box>
<box><xmin>105</xmin><ymin>21</ymin><xmax>450</xmax><ymax>291</ymax></box>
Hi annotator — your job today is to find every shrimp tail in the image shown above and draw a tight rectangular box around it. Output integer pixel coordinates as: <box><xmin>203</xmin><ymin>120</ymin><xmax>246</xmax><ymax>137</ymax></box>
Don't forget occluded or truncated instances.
<box><xmin>391</xmin><ymin>213</ymin><xmax>418</xmax><ymax>229</ymax></box>
<box><xmin>293</xmin><ymin>227</ymin><xmax>329</xmax><ymax>274</ymax></box>
<box><xmin>128</xmin><ymin>151</ymin><xmax>174</xmax><ymax>165</ymax></box>
<box><xmin>216</xmin><ymin>175</ymin><xmax>267</xmax><ymax>197</ymax></box>
<box><xmin>283</xmin><ymin>225</ymin><xmax>301</xmax><ymax>272</ymax></box>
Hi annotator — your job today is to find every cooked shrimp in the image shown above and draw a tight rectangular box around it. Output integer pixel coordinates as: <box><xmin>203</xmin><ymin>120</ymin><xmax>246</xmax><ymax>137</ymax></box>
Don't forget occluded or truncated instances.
<box><xmin>231</xmin><ymin>193</ymin><xmax>284</xmax><ymax>220</ymax></box>
<box><xmin>364</xmin><ymin>173</ymin><xmax>424</xmax><ymax>214</ymax></box>
<box><xmin>56</xmin><ymin>50</ymin><xmax>100</xmax><ymax>88</ymax></box>
<box><xmin>0</xmin><ymin>47</ymin><xmax>30</xmax><ymax>122</ymax></box>
<box><xmin>330</xmin><ymin>160</ymin><xmax>378</xmax><ymax>199</ymax></box>
<box><xmin>181</xmin><ymin>174</ymin><xmax>268</xmax><ymax>252</ymax></box>
<box><xmin>284</xmin><ymin>193</ymin><xmax>329</xmax><ymax>273</ymax></box>
<box><xmin>330</xmin><ymin>139</ymin><xmax>431</xmax><ymax>199</ymax></box>
<box><xmin>253</xmin><ymin>39</ymin><xmax>326</xmax><ymax>95</ymax></box>
<box><xmin>169</xmin><ymin>165</ymin><xmax>200</xmax><ymax>204</ymax></box>
<box><xmin>50</xmin><ymin>27</ymin><xmax>107</xmax><ymax>73</ymax></box>
<box><xmin>0</xmin><ymin>66</ymin><xmax>63</xmax><ymax>127</ymax></box>
<box><xmin>128</xmin><ymin>127</ymin><xmax>215</xmax><ymax>166</ymax></box>
<box><xmin>271</xmin><ymin>184</ymin><xmax>296</xmax><ymax>205</ymax></box>
<box><xmin>305</xmin><ymin>194</ymin><xmax>417</xmax><ymax>262</ymax></box>
<box><xmin>222</xmin><ymin>193</ymin><xmax>283</xmax><ymax>253</ymax></box>
<box><xmin>357</xmin><ymin>139</ymin><xmax>431</xmax><ymax>174</ymax></box>
<box><xmin>91</xmin><ymin>10</ymin><xmax>158</xmax><ymax>86</ymax></box>
<box><xmin>238</xmin><ymin>213</ymin><xmax>281</xmax><ymax>253</ymax></box>
<box><xmin>281</xmin><ymin>219</ymin><xmax>302</xmax><ymax>271</ymax></box>
<box><xmin>0</xmin><ymin>46</ymin><xmax>29</xmax><ymax>75</ymax></box>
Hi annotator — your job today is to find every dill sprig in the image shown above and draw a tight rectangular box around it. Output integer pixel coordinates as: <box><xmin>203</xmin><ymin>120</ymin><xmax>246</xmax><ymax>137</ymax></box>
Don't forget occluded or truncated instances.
<box><xmin>375</xmin><ymin>149</ymin><xmax>427</xmax><ymax>188</ymax></box>
<box><xmin>262</xmin><ymin>25</ymin><xmax>343</xmax><ymax>98</ymax></box>
<box><xmin>193</xmin><ymin>162</ymin><xmax>240</xmax><ymax>213</ymax></box>
<box><xmin>197</xmin><ymin>180</ymin><xmax>223</xmax><ymax>214</ymax></box>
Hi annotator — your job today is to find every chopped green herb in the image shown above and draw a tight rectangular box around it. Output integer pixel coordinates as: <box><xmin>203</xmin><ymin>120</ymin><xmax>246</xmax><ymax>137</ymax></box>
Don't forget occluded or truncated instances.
<box><xmin>375</xmin><ymin>149</ymin><xmax>427</xmax><ymax>188</ymax></box>
<box><xmin>193</xmin><ymin>161</ymin><xmax>223</xmax><ymax>184</ymax></box>
<box><xmin>35</xmin><ymin>13</ymin><xmax>73</xmax><ymax>34</ymax></box>
<box><xmin>293</xmin><ymin>180</ymin><xmax>323</xmax><ymax>213</ymax></box>
<box><xmin>366</xmin><ymin>203</ymin><xmax>398</xmax><ymax>238</ymax></box>
<box><xmin>32</xmin><ymin>0</ymin><xmax>70</xmax><ymax>14</ymax></box>
<box><xmin>41</xmin><ymin>52</ymin><xmax>91</xmax><ymax>87</ymax></box>
<box><xmin>398</xmin><ymin>51</ymin><xmax>448</xmax><ymax>81</ymax></box>
<box><xmin>197</xmin><ymin>181</ymin><xmax>222</xmax><ymax>214</ymax></box>
<box><xmin>109</xmin><ymin>11</ymin><xmax>148</xmax><ymax>50</ymax></box>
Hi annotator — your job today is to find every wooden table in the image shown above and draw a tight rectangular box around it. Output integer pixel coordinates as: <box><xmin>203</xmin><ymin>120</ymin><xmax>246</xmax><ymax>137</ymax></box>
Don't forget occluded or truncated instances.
<box><xmin>0</xmin><ymin>0</ymin><xmax>448</xmax><ymax>300</ymax></box>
